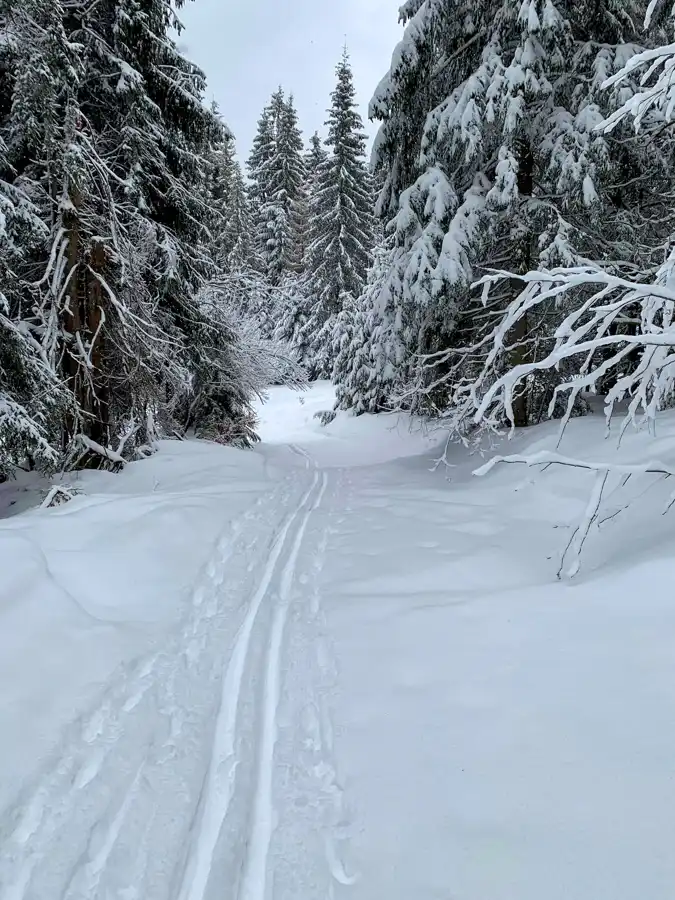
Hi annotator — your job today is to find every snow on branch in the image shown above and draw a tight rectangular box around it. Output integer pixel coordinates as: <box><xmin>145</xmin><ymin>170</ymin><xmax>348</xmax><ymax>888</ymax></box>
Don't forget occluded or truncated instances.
<box><xmin>70</xmin><ymin>435</ymin><xmax>127</xmax><ymax>470</ymax></box>
<box><xmin>475</xmin><ymin>449</ymin><xmax>675</xmax><ymax>480</ymax></box>
<box><xmin>475</xmin><ymin>450</ymin><xmax>675</xmax><ymax>577</ymax></box>
<box><xmin>602</xmin><ymin>41</ymin><xmax>675</xmax><ymax>132</ymax></box>
<box><xmin>41</xmin><ymin>484</ymin><xmax>81</xmax><ymax>509</ymax></box>
<box><xmin>463</xmin><ymin>263</ymin><xmax>675</xmax><ymax>440</ymax></box>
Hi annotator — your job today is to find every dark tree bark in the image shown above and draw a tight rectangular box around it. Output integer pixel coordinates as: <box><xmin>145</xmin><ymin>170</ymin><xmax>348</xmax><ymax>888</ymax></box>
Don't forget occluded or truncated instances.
<box><xmin>510</xmin><ymin>137</ymin><xmax>534</xmax><ymax>429</ymax></box>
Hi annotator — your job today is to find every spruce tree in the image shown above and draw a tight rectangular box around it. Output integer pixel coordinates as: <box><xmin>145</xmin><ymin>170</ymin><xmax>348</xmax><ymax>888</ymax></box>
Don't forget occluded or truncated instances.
<box><xmin>295</xmin><ymin>132</ymin><xmax>328</xmax><ymax>267</ymax></box>
<box><xmin>224</xmin><ymin>161</ymin><xmax>255</xmax><ymax>274</ymax></box>
<box><xmin>300</xmin><ymin>49</ymin><xmax>375</xmax><ymax>379</ymax></box>
<box><xmin>333</xmin><ymin>238</ymin><xmax>398</xmax><ymax>414</ymax></box>
<box><xmin>250</xmin><ymin>89</ymin><xmax>306</xmax><ymax>284</ymax></box>
<box><xmin>247</xmin><ymin>103</ymin><xmax>276</xmax><ymax>226</ymax></box>
<box><xmin>206</xmin><ymin>111</ymin><xmax>237</xmax><ymax>269</ymax></box>
<box><xmin>206</xmin><ymin>119</ymin><xmax>256</xmax><ymax>276</ymax></box>
<box><xmin>337</xmin><ymin>0</ymin><xmax>674</xmax><ymax>422</ymax></box>
<box><xmin>0</xmin><ymin>142</ymin><xmax>65</xmax><ymax>474</ymax></box>
<box><xmin>462</xmin><ymin>2</ymin><xmax>675</xmax><ymax>440</ymax></box>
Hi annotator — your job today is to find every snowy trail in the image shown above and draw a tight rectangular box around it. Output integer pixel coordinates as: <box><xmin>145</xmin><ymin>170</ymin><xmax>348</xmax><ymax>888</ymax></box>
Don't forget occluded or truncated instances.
<box><xmin>239</xmin><ymin>469</ymin><xmax>328</xmax><ymax>900</ymax></box>
<box><xmin>4</xmin><ymin>383</ymin><xmax>675</xmax><ymax>900</ymax></box>
<box><xmin>0</xmin><ymin>435</ymin><xmax>342</xmax><ymax>900</ymax></box>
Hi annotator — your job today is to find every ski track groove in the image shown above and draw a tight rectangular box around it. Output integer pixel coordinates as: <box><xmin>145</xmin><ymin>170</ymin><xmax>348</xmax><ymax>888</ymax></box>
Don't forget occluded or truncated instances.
<box><xmin>0</xmin><ymin>475</ymin><xmax>297</xmax><ymax>900</ymax></box>
<box><xmin>178</xmin><ymin>459</ymin><xmax>324</xmax><ymax>900</ymax></box>
<box><xmin>239</xmin><ymin>468</ymin><xmax>328</xmax><ymax>900</ymax></box>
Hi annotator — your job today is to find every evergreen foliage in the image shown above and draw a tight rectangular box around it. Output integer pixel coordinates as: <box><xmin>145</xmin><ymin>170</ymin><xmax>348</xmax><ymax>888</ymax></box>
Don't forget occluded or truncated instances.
<box><xmin>336</xmin><ymin>0</ymin><xmax>674</xmax><ymax>425</ymax></box>
<box><xmin>462</xmin><ymin>1</ymin><xmax>675</xmax><ymax>440</ymax></box>
<box><xmin>247</xmin><ymin>88</ymin><xmax>306</xmax><ymax>285</ymax></box>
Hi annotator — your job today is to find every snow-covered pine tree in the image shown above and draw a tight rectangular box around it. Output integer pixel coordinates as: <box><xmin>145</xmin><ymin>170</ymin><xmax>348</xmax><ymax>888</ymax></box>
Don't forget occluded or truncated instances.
<box><xmin>223</xmin><ymin>160</ymin><xmax>255</xmax><ymax>274</ymax></box>
<box><xmin>333</xmin><ymin>237</ymin><xmax>398</xmax><ymax>413</ymax></box>
<box><xmin>247</xmin><ymin>101</ymin><xmax>276</xmax><ymax>234</ymax></box>
<box><xmin>294</xmin><ymin>132</ymin><xmax>326</xmax><ymax>274</ymax></box>
<box><xmin>339</xmin><ymin>0</ymin><xmax>673</xmax><ymax>424</ymax></box>
<box><xmin>0</xmin><ymin>5</ymin><xmax>60</xmax><ymax>474</ymax></box>
<box><xmin>0</xmin><ymin>136</ymin><xmax>66</xmax><ymax>475</ymax></box>
<box><xmin>304</xmin><ymin>131</ymin><xmax>328</xmax><ymax>189</ymax></box>
<box><xmin>258</xmin><ymin>90</ymin><xmax>307</xmax><ymax>284</ymax></box>
<box><xmin>205</xmin><ymin>108</ymin><xmax>239</xmax><ymax>270</ymax></box>
<box><xmin>205</xmin><ymin>114</ymin><xmax>258</xmax><ymax>278</ymax></box>
<box><xmin>0</xmin><ymin>0</ymin><xmax>91</xmax><ymax>463</ymax></box>
<box><xmin>300</xmin><ymin>48</ymin><xmax>375</xmax><ymax>379</ymax></box>
<box><xmin>1</xmin><ymin>0</ymin><xmax>263</xmax><ymax>465</ymax></box>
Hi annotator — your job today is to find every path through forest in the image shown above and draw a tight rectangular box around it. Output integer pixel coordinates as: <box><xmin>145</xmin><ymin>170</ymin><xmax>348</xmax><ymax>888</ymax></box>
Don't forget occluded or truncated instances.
<box><xmin>1</xmin><ymin>383</ymin><xmax>674</xmax><ymax>900</ymax></box>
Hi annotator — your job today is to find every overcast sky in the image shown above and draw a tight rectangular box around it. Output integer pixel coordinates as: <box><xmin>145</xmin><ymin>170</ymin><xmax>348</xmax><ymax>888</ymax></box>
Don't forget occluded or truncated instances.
<box><xmin>177</xmin><ymin>0</ymin><xmax>403</xmax><ymax>161</ymax></box>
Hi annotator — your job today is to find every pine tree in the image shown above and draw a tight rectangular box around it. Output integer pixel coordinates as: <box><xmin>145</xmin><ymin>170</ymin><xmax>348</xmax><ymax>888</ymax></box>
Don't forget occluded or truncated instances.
<box><xmin>333</xmin><ymin>239</ymin><xmax>397</xmax><ymax>413</ymax></box>
<box><xmin>293</xmin><ymin>132</ymin><xmax>324</xmax><ymax>271</ymax></box>
<box><xmin>206</xmin><ymin>111</ymin><xmax>236</xmax><ymax>269</ymax></box>
<box><xmin>224</xmin><ymin>161</ymin><xmax>255</xmax><ymax>273</ymax></box>
<box><xmin>247</xmin><ymin>102</ymin><xmax>276</xmax><ymax>225</ymax></box>
<box><xmin>0</xmin><ymin>3</ymin><xmax>67</xmax><ymax>472</ymax></box>
<box><xmin>462</xmin><ymin>2</ymin><xmax>675</xmax><ymax>441</ymax></box>
<box><xmin>300</xmin><ymin>49</ymin><xmax>375</xmax><ymax>379</ymax></box>
<box><xmin>338</xmin><ymin>0</ymin><xmax>674</xmax><ymax>423</ymax></box>
<box><xmin>0</xmin><ymin>142</ymin><xmax>65</xmax><ymax>474</ymax></box>
<box><xmin>206</xmin><ymin>119</ymin><xmax>255</xmax><ymax>274</ymax></box>
<box><xmin>251</xmin><ymin>89</ymin><xmax>307</xmax><ymax>284</ymax></box>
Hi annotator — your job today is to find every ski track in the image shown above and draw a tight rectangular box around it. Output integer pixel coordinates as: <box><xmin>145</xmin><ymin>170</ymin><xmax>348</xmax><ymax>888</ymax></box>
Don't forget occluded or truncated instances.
<box><xmin>0</xmin><ymin>470</ymin><xmax>302</xmax><ymax>900</ymax></box>
<box><xmin>177</xmin><ymin>465</ymin><xmax>323</xmax><ymax>900</ymax></box>
<box><xmin>238</xmin><ymin>468</ymin><xmax>328</xmax><ymax>900</ymax></box>
<box><xmin>303</xmin><ymin>469</ymin><xmax>357</xmax><ymax>894</ymax></box>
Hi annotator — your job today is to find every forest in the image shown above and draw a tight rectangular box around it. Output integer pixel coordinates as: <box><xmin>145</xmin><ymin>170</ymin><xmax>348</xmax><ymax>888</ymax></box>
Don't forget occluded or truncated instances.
<box><xmin>2</xmin><ymin>0</ymin><xmax>675</xmax><ymax>478</ymax></box>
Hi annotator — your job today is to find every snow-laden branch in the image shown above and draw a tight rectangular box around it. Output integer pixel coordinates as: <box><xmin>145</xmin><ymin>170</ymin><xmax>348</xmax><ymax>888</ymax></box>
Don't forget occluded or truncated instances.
<box><xmin>451</xmin><ymin>261</ymin><xmax>675</xmax><ymax>441</ymax></box>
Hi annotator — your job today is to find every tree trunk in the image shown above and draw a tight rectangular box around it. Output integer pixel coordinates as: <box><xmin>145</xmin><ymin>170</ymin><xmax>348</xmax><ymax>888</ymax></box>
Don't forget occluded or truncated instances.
<box><xmin>62</xmin><ymin>189</ymin><xmax>110</xmax><ymax>455</ymax></box>
<box><xmin>509</xmin><ymin>137</ymin><xmax>534</xmax><ymax>429</ymax></box>
<box><xmin>87</xmin><ymin>239</ymin><xmax>109</xmax><ymax>447</ymax></box>
<box><xmin>62</xmin><ymin>185</ymin><xmax>83</xmax><ymax>449</ymax></box>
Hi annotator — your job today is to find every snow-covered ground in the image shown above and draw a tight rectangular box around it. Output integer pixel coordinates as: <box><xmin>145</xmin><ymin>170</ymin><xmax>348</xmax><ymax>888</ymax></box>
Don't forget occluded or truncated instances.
<box><xmin>1</xmin><ymin>382</ymin><xmax>675</xmax><ymax>899</ymax></box>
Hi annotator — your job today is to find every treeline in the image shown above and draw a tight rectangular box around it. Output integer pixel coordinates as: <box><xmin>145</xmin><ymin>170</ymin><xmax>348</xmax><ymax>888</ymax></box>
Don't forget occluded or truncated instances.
<box><xmin>0</xmin><ymin>0</ymin><xmax>286</xmax><ymax>476</ymax></box>
<box><xmin>222</xmin><ymin>51</ymin><xmax>377</xmax><ymax>382</ymax></box>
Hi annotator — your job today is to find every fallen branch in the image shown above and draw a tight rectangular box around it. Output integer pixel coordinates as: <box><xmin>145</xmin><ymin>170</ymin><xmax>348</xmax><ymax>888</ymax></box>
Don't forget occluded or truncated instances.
<box><xmin>474</xmin><ymin>450</ymin><xmax>675</xmax><ymax>577</ymax></box>
<box><xmin>71</xmin><ymin>434</ymin><xmax>127</xmax><ymax>470</ymax></box>
<box><xmin>41</xmin><ymin>484</ymin><xmax>80</xmax><ymax>508</ymax></box>
<box><xmin>474</xmin><ymin>450</ymin><xmax>675</xmax><ymax>479</ymax></box>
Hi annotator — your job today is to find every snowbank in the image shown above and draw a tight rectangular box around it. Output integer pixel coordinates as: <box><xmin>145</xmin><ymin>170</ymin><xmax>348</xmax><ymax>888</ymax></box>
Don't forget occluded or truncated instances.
<box><xmin>317</xmin><ymin>403</ymin><xmax>675</xmax><ymax>900</ymax></box>
<box><xmin>2</xmin><ymin>385</ymin><xmax>675</xmax><ymax>900</ymax></box>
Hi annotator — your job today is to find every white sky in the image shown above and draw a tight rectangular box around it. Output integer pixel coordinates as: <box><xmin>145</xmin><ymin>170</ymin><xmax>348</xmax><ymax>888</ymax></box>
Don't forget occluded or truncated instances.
<box><xmin>176</xmin><ymin>0</ymin><xmax>403</xmax><ymax>161</ymax></box>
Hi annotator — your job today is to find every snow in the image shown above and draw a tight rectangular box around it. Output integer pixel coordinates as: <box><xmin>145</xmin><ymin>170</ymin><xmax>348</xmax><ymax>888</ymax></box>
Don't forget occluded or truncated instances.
<box><xmin>1</xmin><ymin>381</ymin><xmax>675</xmax><ymax>899</ymax></box>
